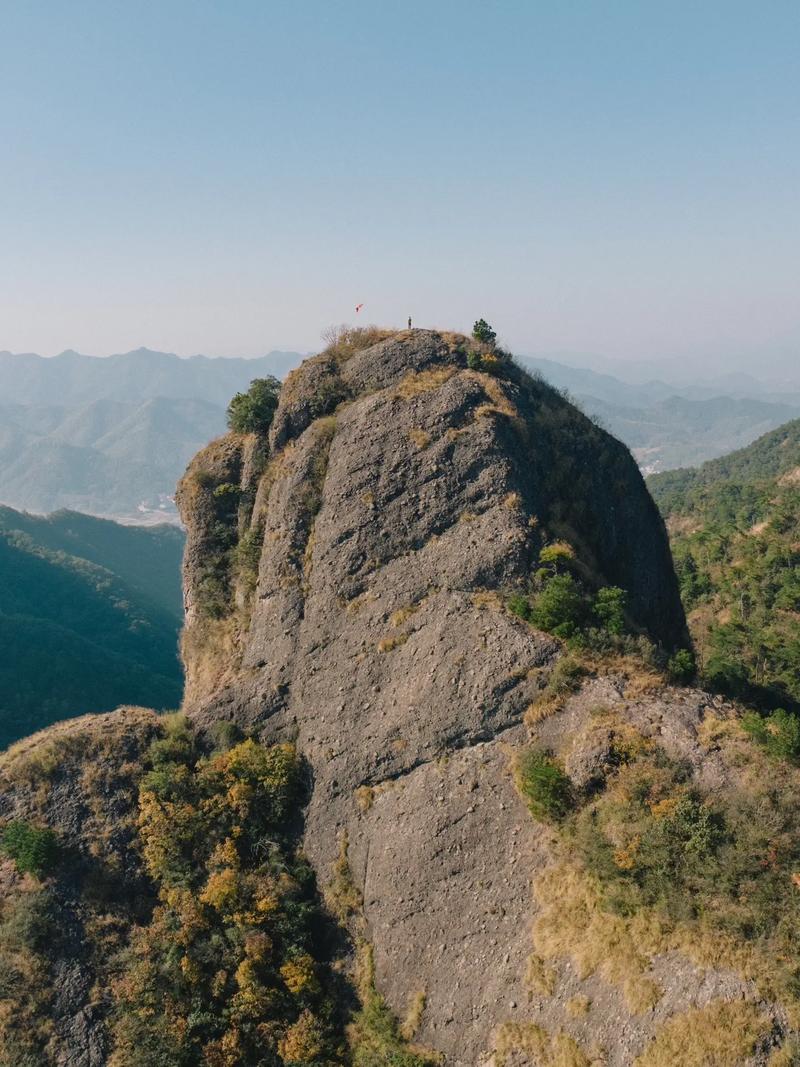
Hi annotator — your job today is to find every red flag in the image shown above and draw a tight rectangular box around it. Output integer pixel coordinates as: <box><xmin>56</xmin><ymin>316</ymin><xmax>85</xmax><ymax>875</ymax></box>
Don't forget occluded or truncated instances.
<box><xmin>355</xmin><ymin>303</ymin><xmax>364</xmax><ymax>313</ymax></box>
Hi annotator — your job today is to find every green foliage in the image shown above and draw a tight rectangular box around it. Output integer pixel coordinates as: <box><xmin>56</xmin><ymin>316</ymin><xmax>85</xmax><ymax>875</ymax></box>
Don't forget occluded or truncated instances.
<box><xmin>742</xmin><ymin>708</ymin><xmax>800</xmax><ymax>764</ymax></box>
<box><xmin>514</xmin><ymin>748</ymin><xmax>573</xmax><ymax>822</ymax></box>
<box><xmin>0</xmin><ymin>521</ymin><xmax>183</xmax><ymax>750</ymax></box>
<box><xmin>563</xmin><ymin>724</ymin><xmax>800</xmax><ymax>1012</ymax></box>
<box><xmin>538</xmin><ymin>541</ymin><xmax>575</xmax><ymax>569</ymax></box>
<box><xmin>1</xmin><ymin>822</ymin><xmax>58</xmax><ymax>878</ymax></box>
<box><xmin>349</xmin><ymin>945</ymin><xmax>438</xmax><ymax>1067</ymax></box>
<box><xmin>512</xmin><ymin>543</ymin><xmax>633</xmax><ymax>646</ymax></box>
<box><xmin>226</xmin><ymin>376</ymin><xmax>281</xmax><ymax>435</ymax></box>
<box><xmin>466</xmin><ymin>350</ymin><xmax>482</xmax><ymax>371</ymax></box>
<box><xmin>0</xmin><ymin>887</ymin><xmax>58</xmax><ymax>1061</ymax></box>
<box><xmin>593</xmin><ymin>586</ymin><xmax>627</xmax><ymax>636</ymax></box>
<box><xmin>211</xmin><ymin>481</ymin><xmax>241</xmax><ymax>503</ymax></box>
<box><xmin>667</xmin><ymin>648</ymin><xmax>696</xmax><ymax>684</ymax></box>
<box><xmin>529</xmin><ymin>574</ymin><xmax>587</xmax><ymax>639</ymax></box>
<box><xmin>507</xmin><ymin>593</ymin><xmax>531</xmax><ymax>621</ymax></box>
<box><xmin>649</xmin><ymin>421</ymin><xmax>800</xmax><ymax>709</ymax></box>
<box><xmin>110</xmin><ymin>733</ymin><xmax>343</xmax><ymax>1066</ymax></box>
<box><xmin>472</xmin><ymin>319</ymin><xmax>496</xmax><ymax>345</ymax></box>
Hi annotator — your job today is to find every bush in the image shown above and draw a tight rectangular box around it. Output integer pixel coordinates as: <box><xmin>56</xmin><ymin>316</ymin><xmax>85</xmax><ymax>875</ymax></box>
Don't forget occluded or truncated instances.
<box><xmin>466</xmin><ymin>350</ymin><xmax>482</xmax><ymax>370</ymax></box>
<box><xmin>593</xmin><ymin>586</ymin><xmax>627</xmax><ymax>636</ymax></box>
<box><xmin>1</xmin><ymin>821</ymin><xmax>58</xmax><ymax>878</ymax></box>
<box><xmin>530</xmin><ymin>574</ymin><xmax>587</xmax><ymax>638</ymax></box>
<box><xmin>538</xmin><ymin>542</ymin><xmax>575</xmax><ymax>570</ymax></box>
<box><xmin>667</xmin><ymin>648</ymin><xmax>696</xmax><ymax>685</ymax></box>
<box><xmin>472</xmin><ymin>319</ymin><xmax>496</xmax><ymax>345</ymax></box>
<box><xmin>742</xmin><ymin>708</ymin><xmax>800</xmax><ymax>764</ymax></box>
<box><xmin>514</xmin><ymin>748</ymin><xmax>573</xmax><ymax>821</ymax></box>
<box><xmin>507</xmin><ymin>593</ymin><xmax>531</xmax><ymax>621</ymax></box>
<box><xmin>226</xmin><ymin>377</ymin><xmax>281</xmax><ymax>434</ymax></box>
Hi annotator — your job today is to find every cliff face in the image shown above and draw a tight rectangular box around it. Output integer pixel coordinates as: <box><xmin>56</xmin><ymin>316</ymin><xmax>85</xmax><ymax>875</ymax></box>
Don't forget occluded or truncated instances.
<box><xmin>4</xmin><ymin>330</ymin><xmax>798</xmax><ymax>1065</ymax></box>
<box><xmin>176</xmin><ymin>329</ymin><xmax>692</xmax><ymax>1063</ymax></box>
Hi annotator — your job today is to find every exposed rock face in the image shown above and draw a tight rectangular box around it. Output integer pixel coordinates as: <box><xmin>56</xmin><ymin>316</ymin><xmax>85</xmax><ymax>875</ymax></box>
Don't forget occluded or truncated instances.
<box><xmin>176</xmin><ymin>330</ymin><xmax>691</xmax><ymax>1064</ymax></box>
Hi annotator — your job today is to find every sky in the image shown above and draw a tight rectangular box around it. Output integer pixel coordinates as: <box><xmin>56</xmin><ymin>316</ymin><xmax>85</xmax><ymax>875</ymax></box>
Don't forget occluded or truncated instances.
<box><xmin>1</xmin><ymin>1</ymin><xmax>799</xmax><ymax>369</ymax></box>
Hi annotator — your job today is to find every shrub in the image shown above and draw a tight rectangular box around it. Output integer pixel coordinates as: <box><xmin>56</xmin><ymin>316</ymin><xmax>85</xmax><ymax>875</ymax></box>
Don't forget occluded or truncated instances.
<box><xmin>514</xmin><ymin>749</ymin><xmax>573</xmax><ymax>822</ymax></box>
<box><xmin>742</xmin><ymin>708</ymin><xmax>800</xmax><ymax>764</ymax></box>
<box><xmin>472</xmin><ymin>319</ymin><xmax>496</xmax><ymax>345</ymax></box>
<box><xmin>226</xmin><ymin>376</ymin><xmax>281</xmax><ymax>434</ymax></box>
<box><xmin>211</xmin><ymin>482</ymin><xmax>240</xmax><ymax>503</ymax></box>
<box><xmin>530</xmin><ymin>574</ymin><xmax>587</xmax><ymax>638</ymax></box>
<box><xmin>594</xmin><ymin>586</ymin><xmax>627</xmax><ymax>636</ymax></box>
<box><xmin>1</xmin><ymin>821</ymin><xmax>58</xmax><ymax>878</ymax></box>
<box><xmin>538</xmin><ymin>541</ymin><xmax>575</xmax><ymax>570</ymax></box>
<box><xmin>507</xmin><ymin>593</ymin><xmax>531</xmax><ymax>620</ymax></box>
<box><xmin>111</xmin><ymin>732</ymin><xmax>342</xmax><ymax>1065</ymax></box>
<box><xmin>466</xmin><ymin>350</ymin><xmax>482</xmax><ymax>370</ymax></box>
<box><xmin>667</xmin><ymin>648</ymin><xmax>696</xmax><ymax>685</ymax></box>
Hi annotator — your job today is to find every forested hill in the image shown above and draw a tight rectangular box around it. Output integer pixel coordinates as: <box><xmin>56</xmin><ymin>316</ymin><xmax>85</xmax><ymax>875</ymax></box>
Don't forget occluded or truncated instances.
<box><xmin>648</xmin><ymin>419</ymin><xmax>800</xmax><ymax>708</ymax></box>
<box><xmin>0</xmin><ymin>508</ymin><xmax>185</xmax><ymax>748</ymax></box>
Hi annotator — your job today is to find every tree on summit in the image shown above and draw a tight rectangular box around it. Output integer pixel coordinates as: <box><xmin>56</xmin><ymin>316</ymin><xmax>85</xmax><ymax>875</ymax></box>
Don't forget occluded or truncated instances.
<box><xmin>472</xmin><ymin>319</ymin><xmax>497</xmax><ymax>345</ymax></box>
<box><xmin>226</xmin><ymin>376</ymin><xmax>281</xmax><ymax>434</ymax></box>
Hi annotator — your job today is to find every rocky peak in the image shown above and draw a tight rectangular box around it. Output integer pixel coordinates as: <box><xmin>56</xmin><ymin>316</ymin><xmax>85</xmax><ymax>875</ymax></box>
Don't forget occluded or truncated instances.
<box><xmin>172</xmin><ymin>327</ymin><xmax>689</xmax><ymax>1063</ymax></box>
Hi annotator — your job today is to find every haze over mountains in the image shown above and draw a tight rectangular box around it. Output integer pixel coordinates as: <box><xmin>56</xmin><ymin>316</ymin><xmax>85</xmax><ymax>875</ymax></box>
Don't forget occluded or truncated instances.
<box><xmin>1</xmin><ymin>345</ymin><xmax>799</xmax><ymax>520</ymax></box>
<box><xmin>0</xmin><ymin>348</ymin><xmax>303</xmax><ymax>519</ymax></box>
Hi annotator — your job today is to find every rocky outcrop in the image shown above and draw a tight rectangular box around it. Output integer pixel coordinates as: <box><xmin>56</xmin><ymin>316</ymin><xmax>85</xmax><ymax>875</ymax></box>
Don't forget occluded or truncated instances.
<box><xmin>3</xmin><ymin>330</ymin><xmax>795</xmax><ymax>1065</ymax></box>
<box><xmin>175</xmin><ymin>330</ymin><xmax>696</xmax><ymax>1063</ymax></box>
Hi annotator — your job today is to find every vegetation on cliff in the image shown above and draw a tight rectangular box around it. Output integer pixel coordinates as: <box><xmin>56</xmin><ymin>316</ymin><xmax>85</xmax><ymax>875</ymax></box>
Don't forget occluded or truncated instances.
<box><xmin>0</xmin><ymin>710</ymin><xmax>433</xmax><ymax>1066</ymax></box>
<box><xmin>649</xmin><ymin>418</ymin><xmax>800</xmax><ymax>710</ymax></box>
<box><xmin>513</xmin><ymin>702</ymin><xmax>800</xmax><ymax>1060</ymax></box>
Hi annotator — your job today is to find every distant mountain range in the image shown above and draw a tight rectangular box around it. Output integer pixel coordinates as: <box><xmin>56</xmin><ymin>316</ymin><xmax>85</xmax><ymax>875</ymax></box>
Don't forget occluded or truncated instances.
<box><xmin>0</xmin><ymin>348</ymin><xmax>303</xmax><ymax>519</ymax></box>
<box><xmin>0</xmin><ymin>346</ymin><xmax>798</xmax><ymax>519</ymax></box>
<box><xmin>517</xmin><ymin>356</ymin><xmax>800</xmax><ymax>472</ymax></box>
<box><xmin>0</xmin><ymin>506</ymin><xmax>185</xmax><ymax>749</ymax></box>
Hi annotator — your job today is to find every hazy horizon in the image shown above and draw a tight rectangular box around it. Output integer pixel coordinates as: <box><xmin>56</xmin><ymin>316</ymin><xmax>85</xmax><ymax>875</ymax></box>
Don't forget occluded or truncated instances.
<box><xmin>3</xmin><ymin>3</ymin><xmax>799</xmax><ymax>372</ymax></box>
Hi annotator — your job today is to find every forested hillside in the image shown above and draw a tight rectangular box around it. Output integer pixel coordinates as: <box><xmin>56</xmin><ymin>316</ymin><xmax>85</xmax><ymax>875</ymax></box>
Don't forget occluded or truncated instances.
<box><xmin>0</xmin><ymin>508</ymin><xmax>185</xmax><ymax>748</ymax></box>
<box><xmin>649</xmin><ymin>419</ymin><xmax>800</xmax><ymax>709</ymax></box>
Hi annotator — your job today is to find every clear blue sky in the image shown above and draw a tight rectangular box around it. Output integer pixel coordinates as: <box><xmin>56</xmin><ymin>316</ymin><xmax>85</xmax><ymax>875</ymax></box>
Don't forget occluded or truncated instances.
<box><xmin>1</xmin><ymin>1</ymin><xmax>798</xmax><ymax>367</ymax></box>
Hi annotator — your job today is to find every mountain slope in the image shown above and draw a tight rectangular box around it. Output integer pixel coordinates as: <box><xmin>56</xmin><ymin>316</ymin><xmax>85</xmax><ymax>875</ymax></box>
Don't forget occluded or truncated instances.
<box><xmin>0</xmin><ymin>508</ymin><xmax>184</xmax><ymax>748</ymax></box>
<box><xmin>4</xmin><ymin>331</ymin><xmax>800</xmax><ymax>1066</ymax></box>
<box><xmin>648</xmin><ymin>419</ymin><xmax>800</xmax><ymax>707</ymax></box>
<box><xmin>0</xmin><ymin>348</ymin><xmax>302</xmax><ymax>518</ymax></box>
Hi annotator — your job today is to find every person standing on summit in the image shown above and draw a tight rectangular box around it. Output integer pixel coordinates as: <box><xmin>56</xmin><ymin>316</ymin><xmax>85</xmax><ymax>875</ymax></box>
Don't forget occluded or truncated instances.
<box><xmin>408</xmin><ymin>316</ymin><xmax>412</xmax><ymax>330</ymax></box>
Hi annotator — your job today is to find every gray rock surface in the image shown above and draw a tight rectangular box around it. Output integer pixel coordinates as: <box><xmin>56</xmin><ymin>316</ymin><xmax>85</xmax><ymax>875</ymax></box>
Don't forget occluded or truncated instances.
<box><xmin>176</xmin><ymin>330</ymin><xmax>700</xmax><ymax>1063</ymax></box>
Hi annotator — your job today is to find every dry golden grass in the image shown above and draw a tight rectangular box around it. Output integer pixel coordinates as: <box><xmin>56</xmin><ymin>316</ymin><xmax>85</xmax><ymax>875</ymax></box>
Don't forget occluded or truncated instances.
<box><xmin>633</xmin><ymin>1000</ymin><xmax>770</xmax><ymax>1067</ymax></box>
<box><xmin>580</xmin><ymin>652</ymin><xmax>665</xmax><ymax>699</ymax></box>
<box><xmin>181</xmin><ymin>609</ymin><xmax>245</xmax><ymax>709</ymax></box>
<box><xmin>321</xmin><ymin>324</ymin><xmax>397</xmax><ymax>364</ymax></box>
<box><xmin>354</xmin><ymin>786</ymin><xmax>374</xmax><ymax>812</ymax></box>
<box><xmin>525</xmin><ymin>954</ymin><xmax>557</xmax><ymax>996</ymax></box>
<box><xmin>566</xmin><ymin>995</ymin><xmax>591</xmax><ymax>1018</ymax></box>
<box><xmin>377</xmin><ymin>633</ymin><xmax>409</xmax><ymax>653</ymax></box>
<box><xmin>394</xmin><ymin>366</ymin><xmax>457</xmax><ymax>399</ymax></box>
<box><xmin>345</xmin><ymin>590</ymin><xmax>378</xmax><ymax>615</ymax></box>
<box><xmin>768</xmin><ymin>1039</ymin><xmax>800</xmax><ymax>1065</ymax></box>
<box><xmin>400</xmin><ymin>991</ymin><xmax>427</xmax><ymax>1041</ymax></box>
<box><xmin>326</xmin><ymin>832</ymin><xmax>363</xmax><ymax>924</ymax></box>
<box><xmin>493</xmin><ymin>1021</ymin><xmax>598</xmax><ymax>1067</ymax></box>
<box><xmin>471</xmin><ymin>589</ymin><xmax>503</xmax><ymax>612</ymax></box>
<box><xmin>503</xmin><ymin>491</ymin><xmax>522</xmax><ymax>510</ymax></box>
<box><xmin>533</xmin><ymin>861</ymin><xmax>665</xmax><ymax>1014</ymax></box>
<box><xmin>408</xmin><ymin>427</ymin><xmax>432</xmax><ymax>449</ymax></box>
<box><xmin>464</xmin><ymin>370</ymin><xmax>518</xmax><ymax>419</ymax></box>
